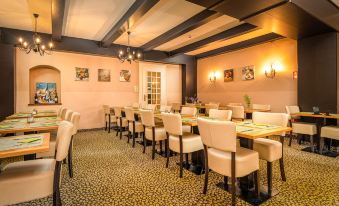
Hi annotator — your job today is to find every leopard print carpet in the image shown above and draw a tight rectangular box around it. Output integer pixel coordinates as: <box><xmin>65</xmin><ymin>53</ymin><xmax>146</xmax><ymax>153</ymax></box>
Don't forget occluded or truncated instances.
<box><xmin>5</xmin><ymin>130</ymin><xmax>339</xmax><ymax>206</ymax></box>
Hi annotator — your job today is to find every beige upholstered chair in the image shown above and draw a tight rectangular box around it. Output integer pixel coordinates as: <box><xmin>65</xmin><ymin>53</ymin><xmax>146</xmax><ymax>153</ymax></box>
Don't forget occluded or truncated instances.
<box><xmin>146</xmin><ymin>104</ymin><xmax>157</xmax><ymax>111</ymax></box>
<box><xmin>252</xmin><ymin>112</ymin><xmax>289</xmax><ymax>196</ymax></box>
<box><xmin>114</xmin><ymin>107</ymin><xmax>128</xmax><ymax>139</ymax></box>
<box><xmin>67</xmin><ymin>112</ymin><xmax>80</xmax><ymax>178</ymax></box>
<box><xmin>57</xmin><ymin>107</ymin><xmax>63</xmax><ymax>118</ymax></box>
<box><xmin>103</xmin><ymin>105</ymin><xmax>117</xmax><ymax>133</ymax></box>
<box><xmin>285</xmin><ymin>106</ymin><xmax>317</xmax><ymax>147</ymax></box>
<box><xmin>125</xmin><ymin>107</ymin><xmax>144</xmax><ymax>147</ymax></box>
<box><xmin>140</xmin><ymin>110</ymin><xmax>167</xmax><ymax>159</ymax></box>
<box><xmin>60</xmin><ymin>108</ymin><xmax>68</xmax><ymax>120</ymax></box>
<box><xmin>160</xmin><ymin>105</ymin><xmax>172</xmax><ymax>112</ymax></box>
<box><xmin>227</xmin><ymin>103</ymin><xmax>243</xmax><ymax>106</ymax></box>
<box><xmin>181</xmin><ymin>106</ymin><xmax>197</xmax><ymax>116</ymax></box>
<box><xmin>227</xmin><ymin>105</ymin><xmax>245</xmax><ymax>121</ymax></box>
<box><xmin>205</xmin><ymin>103</ymin><xmax>219</xmax><ymax>115</ymax></box>
<box><xmin>171</xmin><ymin>102</ymin><xmax>181</xmax><ymax>113</ymax></box>
<box><xmin>65</xmin><ymin>110</ymin><xmax>73</xmax><ymax>121</ymax></box>
<box><xmin>132</xmin><ymin>102</ymin><xmax>140</xmax><ymax>108</ymax></box>
<box><xmin>198</xmin><ymin>118</ymin><xmax>259</xmax><ymax>205</ymax></box>
<box><xmin>0</xmin><ymin>121</ymin><xmax>74</xmax><ymax>206</ymax></box>
<box><xmin>209</xmin><ymin>109</ymin><xmax>232</xmax><ymax>121</ymax></box>
<box><xmin>252</xmin><ymin>104</ymin><xmax>271</xmax><ymax>110</ymax></box>
<box><xmin>161</xmin><ymin>113</ymin><xmax>203</xmax><ymax>178</ymax></box>
<box><xmin>320</xmin><ymin>126</ymin><xmax>339</xmax><ymax>154</ymax></box>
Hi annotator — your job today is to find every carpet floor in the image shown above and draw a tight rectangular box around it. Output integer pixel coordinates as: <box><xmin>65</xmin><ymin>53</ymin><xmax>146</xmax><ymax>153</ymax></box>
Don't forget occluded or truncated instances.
<box><xmin>4</xmin><ymin>130</ymin><xmax>339</xmax><ymax>206</ymax></box>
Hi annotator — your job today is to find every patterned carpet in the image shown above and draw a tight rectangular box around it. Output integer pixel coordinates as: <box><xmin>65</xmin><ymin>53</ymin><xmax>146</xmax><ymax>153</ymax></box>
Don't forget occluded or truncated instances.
<box><xmin>4</xmin><ymin>130</ymin><xmax>339</xmax><ymax>206</ymax></box>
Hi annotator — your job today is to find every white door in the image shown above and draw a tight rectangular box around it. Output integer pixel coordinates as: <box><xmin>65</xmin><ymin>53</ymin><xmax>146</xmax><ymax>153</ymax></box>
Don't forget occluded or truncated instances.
<box><xmin>139</xmin><ymin>62</ymin><xmax>167</xmax><ymax>109</ymax></box>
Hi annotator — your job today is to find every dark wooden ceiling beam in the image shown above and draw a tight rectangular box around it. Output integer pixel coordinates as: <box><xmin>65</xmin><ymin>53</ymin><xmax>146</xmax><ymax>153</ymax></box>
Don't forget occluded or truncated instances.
<box><xmin>170</xmin><ymin>23</ymin><xmax>257</xmax><ymax>55</ymax></box>
<box><xmin>141</xmin><ymin>9</ymin><xmax>223</xmax><ymax>51</ymax></box>
<box><xmin>196</xmin><ymin>33</ymin><xmax>284</xmax><ymax>59</ymax></box>
<box><xmin>101</xmin><ymin>0</ymin><xmax>159</xmax><ymax>47</ymax></box>
<box><xmin>51</xmin><ymin>0</ymin><xmax>66</xmax><ymax>41</ymax></box>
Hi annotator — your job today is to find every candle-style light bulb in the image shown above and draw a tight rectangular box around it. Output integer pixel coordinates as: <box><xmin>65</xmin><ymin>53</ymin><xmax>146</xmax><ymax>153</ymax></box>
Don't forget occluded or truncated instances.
<box><xmin>35</xmin><ymin>37</ymin><xmax>41</xmax><ymax>44</ymax></box>
<box><xmin>23</xmin><ymin>42</ymin><xmax>28</xmax><ymax>47</ymax></box>
<box><xmin>18</xmin><ymin>37</ymin><xmax>23</xmax><ymax>43</ymax></box>
<box><xmin>41</xmin><ymin>45</ymin><xmax>46</xmax><ymax>50</ymax></box>
<box><xmin>48</xmin><ymin>42</ymin><xmax>54</xmax><ymax>48</ymax></box>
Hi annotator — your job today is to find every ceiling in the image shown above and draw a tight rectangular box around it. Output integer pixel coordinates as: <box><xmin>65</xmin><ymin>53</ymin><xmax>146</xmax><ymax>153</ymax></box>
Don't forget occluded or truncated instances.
<box><xmin>0</xmin><ymin>0</ymin><xmax>336</xmax><ymax>57</ymax></box>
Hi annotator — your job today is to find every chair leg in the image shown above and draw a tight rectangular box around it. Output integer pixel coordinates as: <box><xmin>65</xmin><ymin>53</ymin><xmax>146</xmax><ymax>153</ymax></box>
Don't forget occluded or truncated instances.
<box><xmin>279</xmin><ymin>158</ymin><xmax>286</xmax><ymax>181</ymax></box>
<box><xmin>165</xmin><ymin>138</ymin><xmax>169</xmax><ymax>168</ymax></box>
<box><xmin>267</xmin><ymin>161</ymin><xmax>273</xmax><ymax>197</ymax></box>
<box><xmin>119</xmin><ymin>118</ymin><xmax>123</xmax><ymax>139</ymax></box>
<box><xmin>288</xmin><ymin>132</ymin><xmax>293</xmax><ymax>146</ymax></box>
<box><xmin>132</xmin><ymin>122</ymin><xmax>136</xmax><ymax>148</ymax></box>
<box><xmin>320</xmin><ymin>137</ymin><xmax>325</xmax><ymax>154</ymax></box>
<box><xmin>68</xmin><ymin>137</ymin><xmax>74</xmax><ymax>178</ymax></box>
<box><xmin>179</xmin><ymin>135</ymin><xmax>183</xmax><ymax>178</ymax></box>
<box><xmin>231</xmin><ymin>152</ymin><xmax>236</xmax><ymax>206</ymax></box>
<box><xmin>254</xmin><ymin>170</ymin><xmax>260</xmax><ymax>199</ymax></box>
<box><xmin>105</xmin><ymin>121</ymin><xmax>107</xmax><ymax>131</ymax></box>
<box><xmin>108</xmin><ymin>115</ymin><xmax>111</xmax><ymax>133</ymax></box>
<box><xmin>53</xmin><ymin>161</ymin><xmax>62</xmax><ymax>206</ymax></box>
<box><xmin>152</xmin><ymin>127</ymin><xmax>156</xmax><ymax>159</ymax></box>
<box><xmin>203</xmin><ymin>145</ymin><xmax>209</xmax><ymax>194</ymax></box>
<box><xmin>223</xmin><ymin>176</ymin><xmax>228</xmax><ymax>190</ymax></box>
<box><xmin>310</xmin><ymin>135</ymin><xmax>315</xmax><ymax>152</ymax></box>
<box><xmin>143</xmin><ymin>130</ymin><xmax>146</xmax><ymax>154</ymax></box>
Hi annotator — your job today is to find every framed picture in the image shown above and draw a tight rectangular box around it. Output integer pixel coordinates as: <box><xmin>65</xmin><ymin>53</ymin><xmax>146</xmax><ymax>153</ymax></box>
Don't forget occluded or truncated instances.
<box><xmin>98</xmin><ymin>69</ymin><xmax>111</xmax><ymax>82</ymax></box>
<box><xmin>241</xmin><ymin>65</ymin><xmax>255</xmax><ymax>81</ymax></box>
<box><xmin>35</xmin><ymin>82</ymin><xmax>58</xmax><ymax>104</ymax></box>
<box><xmin>75</xmin><ymin>67</ymin><xmax>89</xmax><ymax>81</ymax></box>
<box><xmin>224</xmin><ymin>69</ymin><xmax>234</xmax><ymax>82</ymax></box>
<box><xmin>120</xmin><ymin>70</ymin><xmax>131</xmax><ymax>82</ymax></box>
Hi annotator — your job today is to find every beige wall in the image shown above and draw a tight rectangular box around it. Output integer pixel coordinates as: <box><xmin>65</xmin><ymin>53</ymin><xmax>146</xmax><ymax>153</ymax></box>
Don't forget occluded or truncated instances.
<box><xmin>197</xmin><ymin>38</ymin><xmax>298</xmax><ymax>112</ymax></box>
<box><xmin>16</xmin><ymin>49</ymin><xmax>139</xmax><ymax>129</ymax></box>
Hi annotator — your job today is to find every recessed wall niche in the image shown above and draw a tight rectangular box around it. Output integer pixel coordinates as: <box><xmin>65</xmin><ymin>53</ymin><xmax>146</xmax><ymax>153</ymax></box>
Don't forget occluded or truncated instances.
<box><xmin>29</xmin><ymin>65</ymin><xmax>61</xmax><ymax>105</ymax></box>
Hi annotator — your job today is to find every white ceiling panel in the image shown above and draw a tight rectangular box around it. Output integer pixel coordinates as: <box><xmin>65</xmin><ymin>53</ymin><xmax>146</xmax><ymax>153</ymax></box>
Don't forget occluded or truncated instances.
<box><xmin>63</xmin><ymin>0</ymin><xmax>136</xmax><ymax>41</ymax></box>
<box><xmin>186</xmin><ymin>29</ymin><xmax>271</xmax><ymax>55</ymax></box>
<box><xmin>0</xmin><ymin>0</ymin><xmax>52</xmax><ymax>33</ymax></box>
<box><xmin>154</xmin><ymin>15</ymin><xmax>240</xmax><ymax>51</ymax></box>
<box><xmin>113</xmin><ymin>0</ymin><xmax>204</xmax><ymax>47</ymax></box>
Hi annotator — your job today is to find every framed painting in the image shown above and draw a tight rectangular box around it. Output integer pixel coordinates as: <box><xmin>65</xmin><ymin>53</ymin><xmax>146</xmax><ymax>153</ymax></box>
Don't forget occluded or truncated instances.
<box><xmin>98</xmin><ymin>69</ymin><xmax>111</xmax><ymax>82</ymax></box>
<box><xmin>120</xmin><ymin>70</ymin><xmax>131</xmax><ymax>82</ymax></box>
<box><xmin>224</xmin><ymin>69</ymin><xmax>234</xmax><ymax>82</ymax></box>
<box><xmin>35</xmin><ymin>82</ymin><xmax>58</xmax><ymax>104</ymax></box>
<box><xmin>75</xmin><ymin>67</ymin><xmax>89</xmax><ymax>81</ymax></box>
<box><xmin>241</xmin><ymin>65</ymin><xmax>255</xmax><ymax>81</ymax></box>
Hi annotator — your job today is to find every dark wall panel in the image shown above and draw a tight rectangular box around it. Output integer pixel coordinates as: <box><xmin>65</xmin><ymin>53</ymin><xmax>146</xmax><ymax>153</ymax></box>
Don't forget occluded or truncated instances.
<box><xmin>298</xmin><ymin>32</ymin><xmax>338</xmax><ymax>113</ymax></box>
<box><xmin>0</xmin><ymin>43</ymin><xmax>15</xmax><ymax>120</ymax></box>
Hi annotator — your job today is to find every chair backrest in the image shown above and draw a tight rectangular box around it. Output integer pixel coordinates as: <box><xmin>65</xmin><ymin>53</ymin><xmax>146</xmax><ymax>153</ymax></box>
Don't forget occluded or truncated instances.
<box><xmin>65</xmin><ymin>110</ymin><xmax>73</xmax><ymax>121</ymax></box>
<box><xmin>103</xmin><ymin>105</ymin><xmax>110</xmax><ymax>114</ymax></box>
<box><xmin>161</xmin><ymin>113</ymin><xmax>182</xmax><ymax>136</ymax></box>
<box><xmin>209</xmin><ymin>109</ymin><xmax>232</xmax><ymax>121</ymax></box>
<box><xmin>113</xmin><ymin>107</ymin><xmax>122</xmax><ymax>117</ymax></box>
<box><xmin>55</xmin><ymin>121</ymin><xmax>74</xmax><ymax>161</ymax></box>
<box><xmin>209</xmin><ymin>102</ymin><xmax>220</xmax><ymax>105</ymax></box>
<box><xmin>140</xmin><ymin>110</ymin><xmax>155</xmax><ymax>127</ymax></box>
<box><xmin>57</xmin><ymin>107</ymin><xmax>63</xmax><ymax>117</ymax></box>
<box><xmin>198</xmin><ymin>118</ymin><xmax>236</xmax><ymax>152</ymax></box>
<box><xmin>252</xmin><ymin>112</ymin><xmax>289</xmax><ymax>136</ymax></box>
<box><xmin>181</xmin><ymin>106</ymin><xmax>197</xmax><ymax>116</ymax></box>
<box><xmin>227</xmin><ymin>105</ymin><xmax>244</xmax><ymax>119</ymax></box>
<box><xmin>132</xmin><ymin>102</ymin><xmax>140</xmax><ymax>109</ymax></box>
<box><xmin>205</xmin><ymin>103</ymin><xmax>219</xmax><ymax>114</ymax></box>
<box><xmin>228</xmin><ymin>102</ymin><xmax>243</xmax><ymax>106</ymax></box>
<box><xmin>171</xmin><ymin>103</ymin><xmax>181</xmax><ymax>111</ymax></box>
<box><xmin>285</xmin><ymin>105</ymin><xmax>300</xmax><ymax>114</ymax></box>
<box><xmin>124</xmin><ymin>107</ymin><xmax>135</xmax><ymax>121</ymax></box>
<box><xmin>147</xmin><ymin>104</ymin><xmax>157</xmax><ymax>111</ymax></box>
<box><xmin>60</xmin><ymin>108</ymin><xmax>68</xmax><ymax>119</ymax></box>
<box><xmin>160</xmin><ymin>105</ymin><xmax>172</xmax><ymax>112</ymax></box>
<box><xmin>252</xmin><ymin>104</ymin><xmax>271</xmax><ymax>110</ymax></box>
<box><xmin>70</xmin><ymin>112</ymin><xmax>81</xmax><ymax>135</ymax></box>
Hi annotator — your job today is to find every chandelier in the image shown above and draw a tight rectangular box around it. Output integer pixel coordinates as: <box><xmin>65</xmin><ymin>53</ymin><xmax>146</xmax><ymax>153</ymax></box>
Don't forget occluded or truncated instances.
<box><xmin>118</xmin><ymin>31</ymin><xmax>142</xmax><ymax>64</ymax></box>
<box><xmin>17</xmin><ymin>14</ymin><xmax>54</xmax><ymax>56</ymax></box>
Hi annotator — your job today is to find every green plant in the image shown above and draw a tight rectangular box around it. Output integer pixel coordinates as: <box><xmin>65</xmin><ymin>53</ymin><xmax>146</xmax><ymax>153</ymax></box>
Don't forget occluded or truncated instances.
<box><xmin>244</xmin><ymin>94</ymin><xmax>251</xmax><ymax>107</ymax></box>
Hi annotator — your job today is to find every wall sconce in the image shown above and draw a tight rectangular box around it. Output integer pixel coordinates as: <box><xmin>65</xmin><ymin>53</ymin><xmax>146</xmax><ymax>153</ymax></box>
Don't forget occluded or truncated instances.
<box><xmin>265</xmin><ymin>63</ymin><xmax>277</xmax><ymax>78</ymax></box>
<box><xmin>292</xmin><ymin>71</ymin><xmax>298</xmax><ymax>79</ymax></box>
<box><xmin>209</xmin><ymin>71</ymin><xmax>217</xmax><ymax>83</ymax></box>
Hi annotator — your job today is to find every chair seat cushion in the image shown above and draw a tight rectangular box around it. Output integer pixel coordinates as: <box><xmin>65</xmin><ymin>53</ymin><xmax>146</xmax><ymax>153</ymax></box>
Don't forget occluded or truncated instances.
<box><xmin>292</xmin><ymin>122</ymin><xmax>317</xmax><ymax>135</ymax></box>
<box><xmin>0</xmin><ymin>159</ymin><xmax>55</xmax><ymax>205</ymax></box>
<box><xmin>253</xmin><ymin>138</ymin><xmax>282</xmax><ymax>162</ymax></box>
<box><xmin>182</xmin><ymin>125</ymin><xmax>191</xmax><ymax>133</ymax></box>
<box><xmin>169</xmin><ymin>132</ymin><xmax>203</xmax><ymax>153</ymax></box>
<box><xmin>128</xmin><ymin>121</ymin><xmax>144</xmax><ymax>133</ymax></box>
<box><xmin>106</xmin><ymin>115</ymin><xmax>117</xmax><ymax>123</ymax></box>
<box><xmin>208</xmin><ymin>147</ymin><xmax>259</xmax><ymax>178</ymax></box>
<box><xmin>117</xmin><ymin>118</ymin><xmax>128</xmax><ymax>127</ymax></box>
<box><xmin>321</xmin><ymin>126</ymin><xmax>339</xmax><ymax>140</ymax></box>
<box><xmin>145</xmin><ymin>127</ymin><xmax>166</xmax><ymax>141</ymax></box>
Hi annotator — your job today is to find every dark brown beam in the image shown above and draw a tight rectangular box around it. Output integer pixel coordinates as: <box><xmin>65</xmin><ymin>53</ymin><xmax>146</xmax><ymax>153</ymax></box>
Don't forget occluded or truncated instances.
<box><xmin>101</xmin><ymin>0</ymin><xmax>159</xmax><ymax>47</ymax></box>
<box><xmin>51</xmin><ymin>0</ymin><xmax>66</xmax><ymax>41</ymax></box>
<box><xmin>170</xmin><ymin>23</ymin><xmax>257</xmax><ymax>55</ymax></box>
<box><xmin>196</xmin><ymin>33</ymin><xmax>284</xmax><ymax>59</ymax></box>
<box><xmin>141</xmin><ymin>9</ymin><xmax>222</xmax><ymax>51</ymax></box>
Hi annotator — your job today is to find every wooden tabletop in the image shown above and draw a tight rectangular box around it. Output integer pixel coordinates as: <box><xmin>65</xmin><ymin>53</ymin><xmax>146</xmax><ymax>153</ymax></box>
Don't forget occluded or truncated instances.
<box><xmin>0</xmin><ymin>118</ymin><xmax>60</xmax><ymax>135</ymax></box>
<box><xmin>0</xmin><ymin>133</ymin><xmax>50</xmax><ymax>159</ymax></box>
<box><xmin>244</xmin><ymin>108</ymin><xmax>271</xmax><ymax>113</ymax></box>
<box><xmin>6</xmin><ymin>112</ymin><xmax>57</xmax><ymax>119</ymax></box>
<box><xmin>290</xmin><ymin>112</ymin><xmax>339</xmax><ymax>119</ymax></box>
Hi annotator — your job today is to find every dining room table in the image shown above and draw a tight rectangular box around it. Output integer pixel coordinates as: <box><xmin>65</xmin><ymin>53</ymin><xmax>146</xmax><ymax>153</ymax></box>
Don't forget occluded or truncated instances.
<box><xmin>6</xmin><ymin>110</ymin><xmax>57</xmax><ymax>120</ymax></box>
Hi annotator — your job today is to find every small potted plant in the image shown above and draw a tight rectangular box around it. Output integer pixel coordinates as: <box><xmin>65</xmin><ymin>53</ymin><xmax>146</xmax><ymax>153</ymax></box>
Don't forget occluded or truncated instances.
<box><xmin>244</xmin><ymin>94</ymin><xmax>251</xmax><ymax>108</ymax></box>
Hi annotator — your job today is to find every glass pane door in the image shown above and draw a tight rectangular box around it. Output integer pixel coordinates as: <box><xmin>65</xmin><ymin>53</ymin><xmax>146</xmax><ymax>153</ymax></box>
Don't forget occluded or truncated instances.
<box><xmin>147</xmin><ymin>71</ymin><xmax>161</xmax><ymax>107</ymax></box>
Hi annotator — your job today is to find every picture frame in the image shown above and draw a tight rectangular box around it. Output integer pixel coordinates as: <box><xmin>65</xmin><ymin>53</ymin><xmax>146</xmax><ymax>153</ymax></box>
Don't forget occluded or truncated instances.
<box><xmin>120</xmin><ymin>70</ymin><xmax>131</xmax><ymax>82</ymax></box>
<box><xmin>98</xmin><ymin>69</ymin><xmax>111</xmax><ymax>82</ymax></box>
<box><xmin>75</xmin><ymin>67</ymin><xmax>89</xmax><ymax>81</ymax></box>
<box><xmin>241</xmin><ymin>65</ymin><xmax>255</xmax><ymax>81</ymax></box>
<box><xmin>224</xmin><ymin>69</ymin><xmax>234</xmax><ymax>82</ymax></box>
